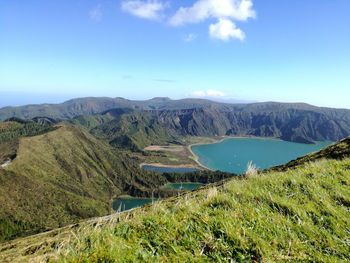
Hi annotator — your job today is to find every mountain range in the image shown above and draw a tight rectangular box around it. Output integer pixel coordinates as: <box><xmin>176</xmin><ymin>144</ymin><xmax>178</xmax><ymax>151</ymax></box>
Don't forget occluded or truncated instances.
<box><xmin>1</xmin><ymin>97</ymin><xmax>350</xmax><ymax>145</ymax></box>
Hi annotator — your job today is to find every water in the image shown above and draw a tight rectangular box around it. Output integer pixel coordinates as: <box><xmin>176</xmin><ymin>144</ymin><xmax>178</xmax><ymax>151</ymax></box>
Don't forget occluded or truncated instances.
<box><xmin>162</xmin><ymin>183</ymin><xmax>204</xmax><ymax>191</ymax></box>
<box><xmin>112</xmin><ymin>198</ymin><xmax>158</xmax><ymax>212</ymax></box>
<box><xmin>142</xmin><ymin>165</ymin><xmax>202</xmax><ymax>174</ymax></box>
<box><xmin>192</xmin><ymin>138</ymin><xmax>332</xmax><ymax>174</ymax></box>
<box><xmin>113</xmin><ymin>183</ymin><xmax>204</xmax><ymax>212</ymax></box>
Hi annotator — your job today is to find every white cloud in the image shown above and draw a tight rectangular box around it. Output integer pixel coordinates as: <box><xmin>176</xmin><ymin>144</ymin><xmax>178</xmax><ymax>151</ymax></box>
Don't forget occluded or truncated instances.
<box><xmin>121</xmin><ymin>0</ymin><xmax>167</xmax><ymax>20</ymax></box>
<box><xmin>192</xmin><ymin>89</ymin><xmax>226</xmax><ymax>98</ymax></box>
<box><xmin>89</xmin><ymin>4</ymin><xmax>103</xmax><ymax>22</ymax></box>
<box><xmin>209</xmin><ymin>18</ymin><xmax>245</xmax><ymax>41</ymax></box>
<box><xmin>169</xmin><ymin>0</ymin><xmax>255</xmax><ymax>26</ymax></box>
<box><xmin>184</xmin><ymin>33</ymin><xmax>197</xmax><ymax>42</ymax></box>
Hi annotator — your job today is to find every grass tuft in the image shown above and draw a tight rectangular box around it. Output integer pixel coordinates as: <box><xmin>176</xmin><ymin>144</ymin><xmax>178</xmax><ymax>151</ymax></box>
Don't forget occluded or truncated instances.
<box><xmin>245</xmin><ymin>160</ymin><xmax>258</xmax><ymax>178</ymax></box>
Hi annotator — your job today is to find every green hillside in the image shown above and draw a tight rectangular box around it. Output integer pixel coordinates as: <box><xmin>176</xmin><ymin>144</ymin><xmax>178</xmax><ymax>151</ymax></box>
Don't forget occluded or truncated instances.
<box><xmin>0</xmin><ymin>123</ymin><xmax>167</xmax><ymax>242</ymax></box>
<box><xmin>0</xmin><ymin>121</ymin><xmax>235</xmax><ymax>242</ymax></box>
<box><xmin>0</xmin><ymin>117</ymin><xmax>57</xmax><ymax>144</ymax></box>
<box><xmin>0</xmin><ymin>138</ymin><xmax>349</xmax><ymax>262</ymax></box>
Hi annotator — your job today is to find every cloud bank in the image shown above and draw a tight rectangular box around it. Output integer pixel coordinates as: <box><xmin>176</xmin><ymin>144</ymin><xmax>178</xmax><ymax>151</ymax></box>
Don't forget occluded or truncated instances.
<box><xmin>169</xmin><ymin>0</ymin><xmax>255</xmax><ymax>26</ymax></box>
<box><xmin>121</xmin><ymin>0</ymin><xmax>256</xmax><ymax>41</ymax></box>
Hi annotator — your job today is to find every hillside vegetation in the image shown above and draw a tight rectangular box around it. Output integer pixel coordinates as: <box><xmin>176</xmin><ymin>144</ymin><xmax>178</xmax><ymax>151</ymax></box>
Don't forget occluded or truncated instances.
<box><xmin>0</xmin><ymin>121</ymin><xmax>235</xmax><ymax>242</ymax></box>
<box><xmin>0</xmin><ymin>138</ymin><xmax>349</xmax><ymax>262</ymax></box>
<box><xmin>0</xmin><ymin>123</ymin><xmax>166</xmax><ymax>242</ymax></box>
<box><xmin>0</xmin><ymin>117</ymin><xmax>57</xmax><ymax>144</ymax></box>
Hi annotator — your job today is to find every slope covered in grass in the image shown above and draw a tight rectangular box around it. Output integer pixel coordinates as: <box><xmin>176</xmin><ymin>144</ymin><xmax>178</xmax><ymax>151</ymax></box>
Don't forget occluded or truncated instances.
<box><xmin>1</xmin><ymin>156</ymin><xmax>348</xmax><ymax>262</ymax></box>
<box><xmin>54</xmin><ymin>158</ymin><xmax>350</xmax><ymax>262</ymax></box>
<box><xmin>0</xmin><ymin>123</ymin><xmax>170</xmax><ymax>242</ymax></box>
<box><xmin>0</xmin><ymin>122</ymin><xmax>236</xmax><ymax>243</ymax></box>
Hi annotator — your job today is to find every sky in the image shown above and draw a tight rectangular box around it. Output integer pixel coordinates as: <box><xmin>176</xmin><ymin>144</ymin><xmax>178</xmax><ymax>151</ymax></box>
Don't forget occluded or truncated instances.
<box><xmin>0</xmin><ymin>0</ymin><xmax>350</xmax><ymax>108</ymax></box>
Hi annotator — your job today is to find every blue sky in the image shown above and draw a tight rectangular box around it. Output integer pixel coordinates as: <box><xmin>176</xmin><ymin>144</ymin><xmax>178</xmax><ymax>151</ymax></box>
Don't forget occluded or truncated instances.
<box><xmin>1</xmin><ymin>0</ymin><xmax>350</xmax><ymax>108</ymax></box>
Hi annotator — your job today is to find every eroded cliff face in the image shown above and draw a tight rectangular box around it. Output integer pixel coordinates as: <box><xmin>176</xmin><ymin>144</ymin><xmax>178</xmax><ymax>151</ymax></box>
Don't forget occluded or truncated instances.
<box><xmin>152</xmin><ymin>106</ymin><xmax>350</xmax><ymax>143</ymax></box>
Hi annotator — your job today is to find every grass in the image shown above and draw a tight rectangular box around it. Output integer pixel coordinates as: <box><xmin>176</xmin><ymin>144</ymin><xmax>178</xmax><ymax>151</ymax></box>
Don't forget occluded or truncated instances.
<box><xmin>8</xmin><ymin>157</ymin><xmax>344</xmax><ymax>262</ymax></box>
<box><xmin>245</xmin><ymin>160</ymin><xmax>258</xmax><ymax>178</ymax></box>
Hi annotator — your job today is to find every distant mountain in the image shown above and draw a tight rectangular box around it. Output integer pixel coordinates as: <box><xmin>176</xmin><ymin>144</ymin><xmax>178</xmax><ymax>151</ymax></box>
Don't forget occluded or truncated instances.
<box><xmin>1</xmin><ymin>97</ymin><xmax>350</xmax><ymax>144</ymax></box>
<box><xmin>0</xmin><ymin>97</ymin><xmax>225</xmax><ymax>121</ymax></box>
<box><xmin>71</xmin><ymin>103</ymin><xmax>350</xmax><ymax>148</ymax></box>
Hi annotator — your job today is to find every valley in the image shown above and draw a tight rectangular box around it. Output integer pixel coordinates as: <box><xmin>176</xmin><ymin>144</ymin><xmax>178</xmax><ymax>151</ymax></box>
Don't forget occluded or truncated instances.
<box><xmin>0</xmin><ymin>97</ymin><xmax>349</xmax><ymax>262</ymax></box>
<box><xmin>0</xmin><ymin>137</ymin><xmax>349</xmax><ymax>262</ymax></box>
<box><xmin>2</xmin><ymin>2</ymin><xmax>350</xmax><ymax>261</ymax></box>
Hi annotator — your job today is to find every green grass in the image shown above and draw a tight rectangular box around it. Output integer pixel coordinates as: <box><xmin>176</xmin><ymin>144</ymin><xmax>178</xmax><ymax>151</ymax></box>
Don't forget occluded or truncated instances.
<box><xmin>53</xmin><ymin>158</ymin><xmax>350</xmax><ymax>262</ymax></box>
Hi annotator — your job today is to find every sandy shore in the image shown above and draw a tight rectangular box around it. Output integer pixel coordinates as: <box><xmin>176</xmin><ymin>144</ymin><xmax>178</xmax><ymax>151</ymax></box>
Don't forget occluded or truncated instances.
<box><xmin>144</xmin><ymin>145</ymin><xmax>184</xmax><ymax>152</ymax></box>
<box><xmin>140</xmin><ymin>162</ymin><xmax>202</xmax><ymax>169</ymax></box>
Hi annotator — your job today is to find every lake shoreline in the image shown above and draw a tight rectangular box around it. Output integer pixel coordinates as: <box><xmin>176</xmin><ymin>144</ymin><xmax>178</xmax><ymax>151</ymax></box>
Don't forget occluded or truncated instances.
<box><xmin>188</xmin><ymin>135</ymin><xmax>283</xmax><ymax>170</ymax></box>
<box><xmin>190</xmin><ymin>138</ymin><xmax>332</xmax><ymax>173</ymax></box>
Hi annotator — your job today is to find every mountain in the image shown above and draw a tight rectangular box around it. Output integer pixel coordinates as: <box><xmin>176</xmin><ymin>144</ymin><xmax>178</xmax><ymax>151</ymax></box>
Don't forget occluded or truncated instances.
<box><xmin>0</xmin><ymin>97</ymin><xmax>223</xmax><ymax>121</ymax></box>
<box><xmin>1</xmin><ymin>97</ymin><xmax>350</xmax><ymax>144</ymax></box>
<box><xmin>70</xmin><ymin>104</ymin><xmax>350</xmax><ymax>151</ymax></box>
<box><xmin>0</xmin><ymin>122</ymin><xmax>173</xmax><ymax>242</ymax></box>
<box><xmin>150</xmin><ymin>104</ymin><xmax>350</xmax><ymax>143</ymax></box>
<box><xmin>0</xmin><ymin>119</ymin><xmax>236</xmax><ymax>242</ymax></box>
<box><xmin>1</xmin><ymin>137</ymin><xmax>349</xmax><ymax>262</ymax></box>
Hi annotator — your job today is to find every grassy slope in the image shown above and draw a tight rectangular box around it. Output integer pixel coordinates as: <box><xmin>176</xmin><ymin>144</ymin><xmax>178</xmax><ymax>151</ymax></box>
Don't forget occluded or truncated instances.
<box><xmin>55</xmin><ymin>159</ymin><xmax>350</xmax><ymax>262</ymax></box>
<box><xmin>0</xmin><ymin>123</ymin><xmax>120</xmax><ymax>241</ymax></box>
<box><xmin>1</xmin><ymin>143</ymin><xmax>349</xmax><ymax>262</ymax></box>
<box><xmin>0</xmin><ymin>123</ymin><xmax>174</xmax><ymax>242</ymax></box>
<box><xmin>0</xmin><ymin>122</ymin><xmax>233</xmax><ymax>242</ymax></box>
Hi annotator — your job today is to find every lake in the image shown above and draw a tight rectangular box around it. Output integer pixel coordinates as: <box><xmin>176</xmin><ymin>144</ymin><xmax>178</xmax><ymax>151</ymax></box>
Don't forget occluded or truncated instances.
<box><xmin>162</xmin><ymin>183</ymin><xmax>204</xmax><ymax>191</ymax></box>
<box><xmin>112</xmin><ymin>198</ymin><xmax>158</xmax><ymax>212</ymax></box>
<box><xmin>142</xmin><ymin>165</ymin><xmax>202</xmax><ymax>174</ymax></box>
<box><xmin>191</xmin><ymin>138</ymin><xmax>332</xmax><ymax>174</ymax></box>
<box><xmin>113</xmin><ymin>183</ymin><xmax>204</xmax><ymax>212</ymax></box>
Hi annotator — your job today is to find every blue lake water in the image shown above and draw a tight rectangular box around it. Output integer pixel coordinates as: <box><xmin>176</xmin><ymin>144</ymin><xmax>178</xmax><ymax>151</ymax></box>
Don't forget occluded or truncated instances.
<box><xmin>191</xmin><ymin>138</ymin><xmax>332</xmax><ymax>174</ymax></box>
<box><xmin>113</xmin><ymin>182</ymin><xmax>204</xmax><ymax>212</ymax></box>
<box><xmin>142</xmin><ymin>165</ymin><xmax>202</xmax><ymax>174</ymax></box>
